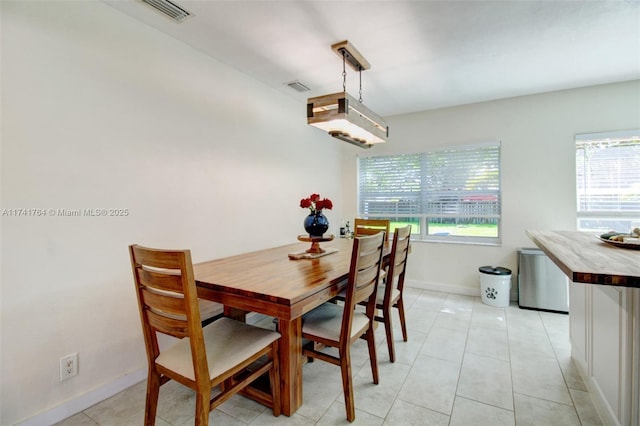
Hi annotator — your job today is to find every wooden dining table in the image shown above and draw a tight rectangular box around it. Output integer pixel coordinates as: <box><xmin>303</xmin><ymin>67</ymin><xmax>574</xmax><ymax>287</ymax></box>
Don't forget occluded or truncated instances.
<box><xmin>193</xmin><ymin>237</ymin><xmax>392</xmax><ymax>416</ymax></box>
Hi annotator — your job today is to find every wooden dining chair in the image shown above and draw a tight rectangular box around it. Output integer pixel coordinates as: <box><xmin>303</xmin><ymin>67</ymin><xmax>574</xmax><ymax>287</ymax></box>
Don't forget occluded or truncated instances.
<box><xmin>129</xmin><ymin>244</ymin><xmax>281</xmax><ymax>426</ymax></box>
<box><xmin>353</xmin><ymin>218</ymin><xmax>390</xmax><ymax>239</ymax></box>
<box><xmin>301</xmin><ymin>232</ymin><xmax>385</xmax><ymax>422</ymax></box>
<box><xmin>374</xmin><ymin>225</ymin><xmax>411</xmax><ymax>363</ymax></box>
<box><xmin>334</xmin><ymin>225</ymin><xmax>411</xmax><ymax>362</ymax></box>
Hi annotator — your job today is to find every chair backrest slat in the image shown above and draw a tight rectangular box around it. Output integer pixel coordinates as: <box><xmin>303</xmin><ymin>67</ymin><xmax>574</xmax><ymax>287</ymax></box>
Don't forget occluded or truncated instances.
<box><xmin>354</xmin><ymin>227</ymin><xmax>382</xmax><ymax>236</ymax></box>
<box><xmin>132</xmin><ymin>247</ymin><xmax>186</xmax><ymax>269</ymax></box>
<box><xmin>354</xmin><ymin>219</ymin><xmax>390</xmax><ymax>239</ymax></box>
<box><xmin>136</xmin><ymin>267</ymin><xmax>184</xmax><ymax>293</ymax></box>
<box><xmin>354</xmin><ymin>263</ymin><xmax>379</xmax><ymax>294</ymax></box>
<box><xmin>358</xmin><ymin>251</ymin><xmax>383</xmax><ymax>271</ymax></box>
<box><xmin>146</xmin><ymin>309</ymin><xmax>189</xmax><ymax>338</ymax></box>
<box><xmin>357</xmin><ymin>272</ymin><xmax>381</xmax><ymax>302</ymax></box>
<box><xmin>141</xmin><ymin>287</ymin><xmax>187</xmax><ymax>317</ymax></box>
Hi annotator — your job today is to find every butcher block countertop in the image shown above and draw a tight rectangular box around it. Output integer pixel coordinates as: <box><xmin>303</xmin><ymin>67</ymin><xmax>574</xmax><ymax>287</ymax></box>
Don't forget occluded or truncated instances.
<box><xmin>526</xmin><ymin>230</ymin><xmax>640</xmax><ymax>288</ymax></box>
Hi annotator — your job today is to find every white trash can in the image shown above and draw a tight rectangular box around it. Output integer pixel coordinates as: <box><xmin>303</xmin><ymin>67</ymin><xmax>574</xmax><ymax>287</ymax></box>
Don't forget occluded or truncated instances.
<box><xmin>479</xmin><ymin>266</ymin><xmax>512</xmax><ymax>308</ymax></box>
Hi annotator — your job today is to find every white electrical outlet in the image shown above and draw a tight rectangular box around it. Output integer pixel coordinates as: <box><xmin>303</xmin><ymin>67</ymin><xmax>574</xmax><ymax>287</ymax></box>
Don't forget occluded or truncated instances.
<box><xmin>59</xmin><ymin>353</ymin><xmax>78</xmax><ymax>381</ymax></box>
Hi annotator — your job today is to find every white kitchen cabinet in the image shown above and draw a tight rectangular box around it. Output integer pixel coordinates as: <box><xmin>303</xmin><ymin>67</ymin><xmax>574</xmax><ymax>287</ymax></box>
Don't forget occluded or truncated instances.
<box><xmin>570</xmin><ymin>283</ymin><xmax>638</xmax><ymax>425</ymax></box>
<box><xmin>526</xmin><ymin>231</ymin><xmax>639</xmax><ymax>426</ymax></box>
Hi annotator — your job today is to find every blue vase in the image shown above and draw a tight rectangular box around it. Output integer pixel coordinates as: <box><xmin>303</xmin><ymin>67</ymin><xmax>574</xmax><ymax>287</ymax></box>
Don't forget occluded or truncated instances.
<box><xmin>304</xmin><ymin>211</ymin><xmax>329</xmax><ymax>237</ymax></box>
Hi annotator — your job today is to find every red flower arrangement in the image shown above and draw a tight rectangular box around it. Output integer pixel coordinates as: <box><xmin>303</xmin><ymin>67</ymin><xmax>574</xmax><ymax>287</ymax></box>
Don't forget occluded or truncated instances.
<box><xmin>300</xmin><ymin>193</ymin><xmax>333</xmax><ymax>213</ymax></box>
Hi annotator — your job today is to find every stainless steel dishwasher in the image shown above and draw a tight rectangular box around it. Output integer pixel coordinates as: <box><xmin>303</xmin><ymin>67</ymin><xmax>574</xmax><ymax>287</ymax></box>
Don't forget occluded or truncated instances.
<box><xmin>517</xmin><ymin>248</ymin><xmax>569</xmax><ymax>313</ymax></box>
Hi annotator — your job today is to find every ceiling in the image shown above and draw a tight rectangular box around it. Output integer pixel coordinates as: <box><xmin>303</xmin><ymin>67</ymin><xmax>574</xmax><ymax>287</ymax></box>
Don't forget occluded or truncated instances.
<box><xmin>104</xmin><ymin>0</ymin><xmax>640</xmax><ymax>117</ymax></box>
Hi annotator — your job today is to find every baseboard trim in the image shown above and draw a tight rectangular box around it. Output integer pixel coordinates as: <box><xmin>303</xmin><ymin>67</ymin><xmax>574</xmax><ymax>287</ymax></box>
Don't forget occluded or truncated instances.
<box><xmin>572</xmin><ymin>345</ymin><xmax>620</xmax><ymax>426</ymax></box>
<box><xmin>18</xmin><ymin>369</ymin><xmax>147</xmax><ymax>426</ymax></box>
<box><xmin>405</xmin><ymin>279</ymin><xmax>481</xmax><ymax>297</ymax></box>
<box><xmin>585</xmin><ymin>375</ymin><xmax>621</xmax><ymax>426</ymax></box>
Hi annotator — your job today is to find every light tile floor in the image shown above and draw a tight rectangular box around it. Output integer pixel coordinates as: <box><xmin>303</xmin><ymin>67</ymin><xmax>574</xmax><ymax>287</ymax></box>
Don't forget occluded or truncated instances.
<box><xmin>56</xmin><ymin>289</ymin><xmax>603</xmax><ymax>425</ymax></box>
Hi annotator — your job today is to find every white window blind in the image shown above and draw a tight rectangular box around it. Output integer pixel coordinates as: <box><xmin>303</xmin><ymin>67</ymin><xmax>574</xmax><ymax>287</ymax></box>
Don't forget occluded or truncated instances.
<box><xmin>358</xmin><ymin>142</ymin><xmax>501</xmax><ymax>243</ymax></box>
<box><xmin>358</xmin><ymin>154</ymin><xmax>421</xmax><ymax>216</ymax></box>
<box><xmin>422</xmin><ymin>144</ymin><xmax>500</xmax><ymax>220</ymax></box>
<box><xmin>576</xmin><ymin>130</ymin><xmax>640</xmax><ymax>232</ymax></box>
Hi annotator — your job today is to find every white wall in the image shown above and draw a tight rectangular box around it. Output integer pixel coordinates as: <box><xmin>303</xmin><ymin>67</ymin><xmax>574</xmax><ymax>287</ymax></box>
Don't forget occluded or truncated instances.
<box><xmin>341</xmin><ymin>80</ymin><xmax>640</xmax><ymax>295</ymax></box>
<box><xmin>0</xmin><ymin>2</ymin><xmax>343</xmax><ymax>424</ymax></box>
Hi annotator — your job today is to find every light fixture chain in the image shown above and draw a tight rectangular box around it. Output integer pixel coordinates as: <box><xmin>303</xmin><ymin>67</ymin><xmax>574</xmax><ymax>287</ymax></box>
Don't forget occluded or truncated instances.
<box><xmin>359</xmin><ymin>69</ymin><xmax>363</xmax><ymax>103</ymax></box>
<box><xmin>342</xmin><ymin>51</ymin><xmax>347</xmax><ymax>92</ymax></box>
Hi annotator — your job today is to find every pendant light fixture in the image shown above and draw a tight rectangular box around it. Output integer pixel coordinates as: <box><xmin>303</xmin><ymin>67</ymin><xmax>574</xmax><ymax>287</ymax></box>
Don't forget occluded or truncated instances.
<box><xmin>307</xmin><ymin>41</ymin><xmax>388</xmax><ymax>148</ymax></box>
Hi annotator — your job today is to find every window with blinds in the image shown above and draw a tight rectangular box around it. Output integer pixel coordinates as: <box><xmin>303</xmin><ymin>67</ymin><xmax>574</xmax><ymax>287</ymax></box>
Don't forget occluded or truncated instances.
<box><xmin>358</xmin><ymin>142</ymin><xmax>501</xmax><ymax>244</ymax></box>
<box><xmin>576</xmin><ymin>130</ymin><xmax>640</xmax><ymax>232</ymax></box>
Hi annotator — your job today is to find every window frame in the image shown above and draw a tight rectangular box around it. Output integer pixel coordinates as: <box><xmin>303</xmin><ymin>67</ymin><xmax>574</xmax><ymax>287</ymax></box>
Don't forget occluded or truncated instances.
<box><xmin>357</xmin><ymin>141</ymin><xmax>502</xmax><ymax>245</ymax></box>
<box><xmin>575</xmin><ymin>129</ymin><xmax>640</xmax><ymax>233</ymax></box>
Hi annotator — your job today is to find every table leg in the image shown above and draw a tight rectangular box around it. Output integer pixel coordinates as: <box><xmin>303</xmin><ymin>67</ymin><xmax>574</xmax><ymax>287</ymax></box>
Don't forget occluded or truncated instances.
<box><xmin>223</xmin><ymin>306</ymin><xmax>247</xmax><ymax>321</ymax></box>
<box><xmin>278</xmin><ymin>317</ymin><xmax>302</xmax><ymax>416</ymax></box>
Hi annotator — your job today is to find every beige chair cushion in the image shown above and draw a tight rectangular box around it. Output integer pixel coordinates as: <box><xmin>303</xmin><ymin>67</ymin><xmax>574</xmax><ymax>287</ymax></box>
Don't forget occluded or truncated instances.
<box><xmin>156</xmin><ymin>317</ymin><xmax>280</xmax><ymax>381</ymax></box>
<box><xmin>376</xmin><ymin>285</ymin><xmax>400</xmax><ymax>305</ymax></box>
<box><xmin>198</xmin><ymin>299</ymin><xmax>223</xmax><ymax>320</ymax></box>
<box><xmin>302</xmin><ymin>303</ymin><xmax>369</xmax><ymax>342</ymax></box>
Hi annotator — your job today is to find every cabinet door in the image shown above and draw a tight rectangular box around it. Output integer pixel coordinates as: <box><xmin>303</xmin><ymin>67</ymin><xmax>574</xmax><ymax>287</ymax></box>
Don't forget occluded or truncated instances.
<box><xmin>592</xmin><ymin>286</ymin><xmax>623</xmax><ymax>421</ymax></box>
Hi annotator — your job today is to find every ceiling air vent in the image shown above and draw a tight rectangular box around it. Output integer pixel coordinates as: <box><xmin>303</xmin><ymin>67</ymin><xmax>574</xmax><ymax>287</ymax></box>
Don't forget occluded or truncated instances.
<box><xmin>286</xmin><ymin>81</ymin><xmax>311</xmax><ymax>92</ymax></box>
<box><xmin>141</xmin><ymin>0</ymin><xmax>191</xmax><ymax>23</ymax></box>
